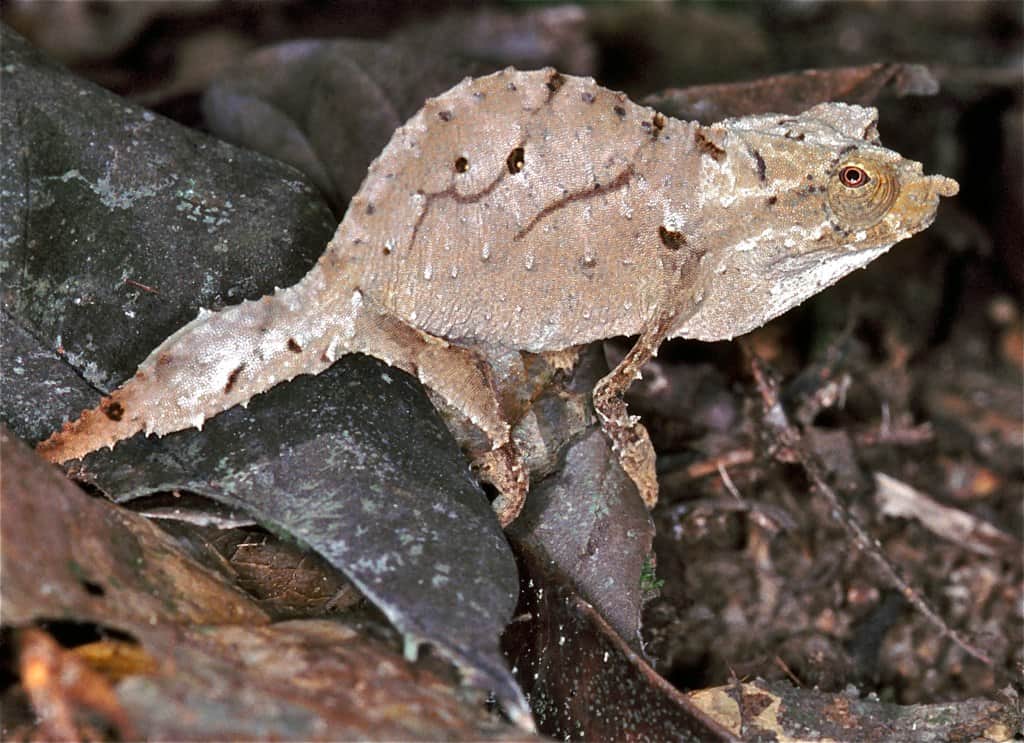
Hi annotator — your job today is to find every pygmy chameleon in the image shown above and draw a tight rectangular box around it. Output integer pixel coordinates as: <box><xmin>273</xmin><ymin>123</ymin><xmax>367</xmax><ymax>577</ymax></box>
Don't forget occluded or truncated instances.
<box><xmin>37</xmin><ymin>68</ymin><xmax>958</xmax><ymax>525</ymax></box>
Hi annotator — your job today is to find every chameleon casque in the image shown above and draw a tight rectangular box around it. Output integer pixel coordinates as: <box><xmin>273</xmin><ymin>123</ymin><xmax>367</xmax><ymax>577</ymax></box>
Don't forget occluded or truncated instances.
<box><xmin>38</xmin><ymin>68</ymin><xmax>958</xmax><ymax>525</ymax></box>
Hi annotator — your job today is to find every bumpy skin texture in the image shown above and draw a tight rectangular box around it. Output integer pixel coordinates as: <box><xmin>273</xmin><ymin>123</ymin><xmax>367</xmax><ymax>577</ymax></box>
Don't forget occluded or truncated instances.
<box><xmin>38</xmin><ymin>68</ymin><xmax>958</xmax><ymax>525</ymax></box>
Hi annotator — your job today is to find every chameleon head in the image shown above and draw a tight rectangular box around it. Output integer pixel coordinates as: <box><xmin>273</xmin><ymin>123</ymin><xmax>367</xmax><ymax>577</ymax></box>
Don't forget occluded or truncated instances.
<box><xmin>670</xmin><ymin>102</ymin><xmax>959</xmax><ymax>341</ymax></box>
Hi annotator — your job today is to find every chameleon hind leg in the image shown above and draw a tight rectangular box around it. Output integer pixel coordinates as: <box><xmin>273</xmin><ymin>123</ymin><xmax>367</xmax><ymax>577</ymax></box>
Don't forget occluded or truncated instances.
<box><xmin>349</xmin><ymin>297</ymin><xmax>528</xmax><ymax>525</ymax></box>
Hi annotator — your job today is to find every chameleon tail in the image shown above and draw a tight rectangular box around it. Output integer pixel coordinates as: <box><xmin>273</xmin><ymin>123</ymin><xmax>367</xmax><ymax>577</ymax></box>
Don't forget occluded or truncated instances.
<box><xmin>37</xmin><ymin>266</ymin><xmax>346</xmax><ymax>464</ymax></box>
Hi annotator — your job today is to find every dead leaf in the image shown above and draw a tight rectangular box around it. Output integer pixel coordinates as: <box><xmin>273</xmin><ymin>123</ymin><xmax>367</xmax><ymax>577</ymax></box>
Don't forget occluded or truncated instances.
<box><xmin>0</xmin><ymin>426</ymin><xmax>269</xmax><ymax>628</ymax></box>
<box><xmin>18</xmin><ymin>628</ymin><xmax>137</xmax><ymax>742</ymax></box>
<box><xmin>503</xmin><ymin>546</ymin><xmax>739</xmax><ymax>742</ymax></box>
<box><xmin>645</xmin><ymin>63</ymin><xmax>940</xmax><ymax>124</ymax></box>
<box><xmin>115</xmin><ymin>619</ymin><xmax>536</xmax><ymax>741</ymax></box>
<box><xmin>689</xmin><ymin>679</ymin><xmax>1019</xmax><ymax>742</ymax></box>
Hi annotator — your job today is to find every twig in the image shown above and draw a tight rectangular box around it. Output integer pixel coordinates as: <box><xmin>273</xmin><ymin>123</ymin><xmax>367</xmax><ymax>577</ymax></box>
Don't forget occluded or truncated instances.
<box><xmin>854</xmin><ymin>422</ymin><xmax>933</xmax><ymax>447</ymax></box>
<box><xmin>773</xmin><ymin>656</ymin><xmax>802</xmax><ymax>687</ymax></box>
<box><xmin>124</xmin><ymin>278</ymin><xmax>159</xmax><ymax>294</ymax></box>
<box><xmin>717</xmin><ymin>462</ymin><xmax>743</xmax><ymax>501</ymax></box>
<box><xmin>743</xmin><ymin>345</ymin><xmax>996</xmax><ymax>670</ymax></box>
<box><xmin>666</xmin><ymin>449</ymin><xmax>757</xmax><ymax>483</ymax></box>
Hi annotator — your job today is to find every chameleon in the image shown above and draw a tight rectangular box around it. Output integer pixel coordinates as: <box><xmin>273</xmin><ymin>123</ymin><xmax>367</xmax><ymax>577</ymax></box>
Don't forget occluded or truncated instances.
<box><xmin>37</xmin><ymin>68</ymin><xmax>959</xmax><ymax>526</ymax></box>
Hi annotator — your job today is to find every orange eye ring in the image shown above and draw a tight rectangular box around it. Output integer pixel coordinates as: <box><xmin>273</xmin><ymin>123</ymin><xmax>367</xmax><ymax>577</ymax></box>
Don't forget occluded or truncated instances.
<box><xmin>839</xmin><ymin>165</ymin><xmax>870</xmax><ymax>188</ymax></box>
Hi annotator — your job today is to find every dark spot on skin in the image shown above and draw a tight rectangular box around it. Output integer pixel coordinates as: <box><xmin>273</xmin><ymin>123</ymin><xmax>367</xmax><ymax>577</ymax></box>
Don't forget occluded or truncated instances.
<box><xmin>438</xmin><ymin>110</ymin><xmax>453</xmax><ymax>122</ymax></box>
<box><xmin>807</xmin><ymin>174</ymin><xmax>815</xmax><ymax>181</ymax></box>
<box><xmin>320</xmin><ymin>351</ymin><xmax>330</xmax><ymax>363</ymax></box>
<box><xmin>658</xmin><ymin>225</ymin><xmax>687</xmax><ymax>251</ymax></box>
<box><xmin>785</xmin><ymin>130</ymin><xmax>806</xmax><ymax>141</ymax></box>
<box><xmin>581</xmin><ymin>91</ymin><xmax>595</xmax><ymax>104</ymax></box>
<box><xmin>641</xmin><ymin>115</ymin><xmax>666</xmax><ymax>139</ymax></box>
<box><xmin>382</xmin><ymin>244</ymin><xmax>392</xmax><ymax>255</ymax></box>
<box><xmin>694</xmin><ymin>130</ymin><xmax>725</xmax><ymax>162</ymax></box>
<box><xmin>580</xmin><ymin>255</ymin><xmax>597</xmax><ymax>268</ymax></box>
<box><xmin>158</xmin><ymin>353</ymin><xmax>172</xmax><ymax>366</ymax></box>
<box><xmin>545</xmin><ymin>70</ymin><xmax>565</xmax><ymax>93</ymax></box>
<box><xmin>514</xmin><ymin>166</ymin><xmax>634</xmax><ymax>241</ymax></box>
<box><xmin>507</xmin><ymin>82</ymin><xmax>517</xmax><ymax>92</ymax></box>
<box><xmin>838</xmin><ymin>144</ymin><xmax>857</xmax><ymax>156</ymax></box>
<box><xmin>507</xmin><ymin>147</ymin><xmax>525</xmax><ymax>174</ymax></box>
<box><xmin>225</xmin><ymin>364</ymin><xmax>245</xmax><ymax>394</ymax></box>
<box><xmin>752</xmin><ymin>149</ymin><xmax>767</xmax><ymax>183</ymax></box>
<box><xmin>454</xmin><ymin>156</ymin><xmax>469</xmax><ymax>173</ymax></box>
<box><xmin>767</xmin><ymin>195</ymin><xmax>778</xmax><ymax>206</ymax></box>
<box><xmin>103</xmin><ymin>401</ymin><xmax>124</xmax><ymax>421</ymax></box>
<box><xmin>80</xmin><ymin>579</ymin><xmax>105</xmax><ymax>596</ymax></box>
<box><xmin>287</xmin><ymin>338</ymin><xmax>302</xmax><ymax>353</ymax></box>
<box><xmin>651</xmin><ymin>112</ymin><xmax>666</xmax><ymax>138</ymax></box>
<box><xmin>365</xmin><ymin>202</ymin><xmax>375</xmax><ymax>215</ymax></box>
<box><xmin>613</xmin><ymin>104</ymin><xmax>626</xmax><ymax>118</ymax></box>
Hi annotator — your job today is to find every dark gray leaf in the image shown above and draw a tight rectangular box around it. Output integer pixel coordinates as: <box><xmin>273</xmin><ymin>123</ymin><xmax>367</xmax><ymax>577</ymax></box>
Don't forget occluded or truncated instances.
<box><xmin>507</xmin><ymin>427</ymin><xmax>655</xmax><ymax>647</ymax></box>
<box><xmin>73</xmin><ymin>355</ymin><xmax>526</xmax><ymax>723</ymax></box>
<box><xmin>502</xmin><ymin>545</ymin><xmax>738</xmax><ymax>742</ymax></box>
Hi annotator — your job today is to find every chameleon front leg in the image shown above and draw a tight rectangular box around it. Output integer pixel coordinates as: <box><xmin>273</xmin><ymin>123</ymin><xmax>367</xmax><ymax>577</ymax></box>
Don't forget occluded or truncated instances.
<box><xmin>594</xmin><ymin>236</ymin><xmax>706</xmax><ymax>507</ymax></box>
<box><xmin>591</xmin><ymin>315</ymin><xmax>675</xmax><ymax>509</ymax></box>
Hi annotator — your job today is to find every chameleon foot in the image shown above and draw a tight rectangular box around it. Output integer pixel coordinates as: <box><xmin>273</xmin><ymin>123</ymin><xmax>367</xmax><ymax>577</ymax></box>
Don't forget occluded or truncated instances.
<box><xmin>475</xmin><ymin>442</ymin><xmax>528</xmax><ymax>527</ymax></box>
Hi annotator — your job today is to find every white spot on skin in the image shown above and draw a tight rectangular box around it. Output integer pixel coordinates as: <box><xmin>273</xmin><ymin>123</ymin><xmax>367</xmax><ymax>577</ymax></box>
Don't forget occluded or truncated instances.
<box><xmin>336</xmin><ymin>289</ymin><xmax>363</xmax><ymax>340</ymax></box>
<box><xmin>481</xmin><ymin>243</ymin><xmax>491</xmax><ymax>261</ymax></box>
<box><xmin>325</xmin><ymin>336</ymin><xmax>341</xmax><ymax>361</ymax></box>
<box><xmin>662</xmin><ymin>210</ymin><xmax>687</xmax><ymax>232</ymax></box>
<box><xmin>423</xmin><ymin>264</ymin><xmax>433</xmax><ymax>281</ymax></box>
<box><xmin>732</xmin><ymin>229</ymin><xmax>771</xmax><ymax>252</ymax></box>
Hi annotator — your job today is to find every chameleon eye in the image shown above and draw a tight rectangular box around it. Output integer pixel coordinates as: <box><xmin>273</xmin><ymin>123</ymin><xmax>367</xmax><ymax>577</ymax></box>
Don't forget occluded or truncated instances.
<box><xmin>839</xmin><ymin>165</ymin><xmax>869</xmax><ymax>188</ymax></box>
<box><xmin>827</xmin><ymin>159</ymin><xmax>899</xmax><ymax>230</ymax></box>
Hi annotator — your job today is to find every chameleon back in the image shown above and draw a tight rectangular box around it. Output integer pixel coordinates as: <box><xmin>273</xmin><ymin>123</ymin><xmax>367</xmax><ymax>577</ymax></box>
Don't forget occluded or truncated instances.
<box><xmin>326</xmin><ymin>68</ymin><xmax>702</xmax><ymax>351</ymax></box>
